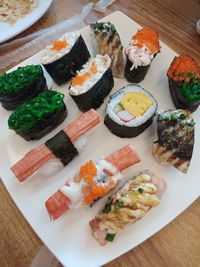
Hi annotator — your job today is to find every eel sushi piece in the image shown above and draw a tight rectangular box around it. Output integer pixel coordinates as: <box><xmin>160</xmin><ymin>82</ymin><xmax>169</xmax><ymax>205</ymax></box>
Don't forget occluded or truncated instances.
<box><xmin>90</xmin><ymin>170</ymin><xmax>166</xmax><ymax>245</ymax></box>
<box><xmin>0</xmin><ymin>65</ymin><xmax>47</xmax><ymax>110</ymax></box>
<box><xmin>167</xmin><ymin>55</ymin><xmax>200</xmax><ymax>112</ymax></box>
<box><xmin>8</xmin><ymin>90</ymin><xmax>67</xmax><ymax>141</ymax></box>
<box><xmin>69</xmin><ymin>54</ymin><xmax>114</xmax><ymax>112</ymax></box>
<box><xmin>11</xmin><ymin>109</ymin><xmax>100</xmax><ymax>182</ymax></box>
<box><xmin>90</xmin><ymin>22</ymin><xmax>124</xmax><ymax>78</ymax></box>
<box><xmin>41</xmin><ymin>31</ymin><xmax>90</xmax><ymax>85</ymax></box>
<box><xmin>104</xmin><ymin>84</ymin><xmax>157</xmax><ymax>138</ymax></box>
<box><xmin>45</xmin><ymin>145</ymin><xmax>141</xmax><ymax>220</ymax></box>
<box><xmin>153</xmin><ymin>109</ymin><xmax>195</xmax><ymax>173</ymax></box>
<box><xmin>124</xmin><ymin>27</ymin><xmax>160</xmax><ymax>83</ymax></box>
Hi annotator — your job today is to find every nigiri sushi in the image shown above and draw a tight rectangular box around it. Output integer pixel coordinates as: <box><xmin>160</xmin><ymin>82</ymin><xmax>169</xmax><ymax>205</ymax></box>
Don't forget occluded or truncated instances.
<box><xmin>8</xmin><ymin>90</ymin><xmax>67</xmax><ymax>141</ymax></box>
<box><xmin>90</xmin><ymin>22</ymin><xmax>124</xmax><ymax>78</ymax></box>
<box><xmin>167</xmin><ymin>55</ymin><xmax>200</xmax><ymax>112</ymax></box>
<box><xmin>69</xmin><ymin>54</ymin><xmax>114</xmax><ymax>112</ymax></box>
<box><xmin>45</xmin><ymin>145</ymin><xmax>141</xmax><ymax>220</ymax></box>
<box><xmin>0</xmin><ymin>65</ymin><xmax>47</xmax><ymax>110</ymax></box>
<box><xmin>153</xmin><ymin>109</ymin><xmax>195</xmax><ymax>173</ymax></box>
<box><xmin>90</xmin><ymin>170</ymin><xmax>166</xmax><ymax>245</ymax></box>
<box><xmin>11</xmin><ymin>109</ymin><xmax>100</xmax><ymax>182</ymax></box>
<box><xmin>125</xmin><ymin>27</ymin><xmax>160</xmax><ymax>83</ymax></box>
<box><xmin>41</xmin><ymin>31</ymin><xmax>90</xmax><ymax>85</ymax></box>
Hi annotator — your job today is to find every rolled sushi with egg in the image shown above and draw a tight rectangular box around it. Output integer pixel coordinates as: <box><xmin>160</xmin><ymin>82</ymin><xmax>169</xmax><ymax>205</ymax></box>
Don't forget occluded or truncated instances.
<box><xmin>69</xmin><ymin>54</ymin><xmax>114</xmax><ymax>112</ymax></box>
<box><xmin>167</xmin><ymin>55</ymin><xmax>200</xmax><ymax>112</ymax></box>
<box><xmin>41</xmin><ymin>31</ymin><xmax>90</xmax><ymax>85</ymax></box>
<box><xmin>125</xmin><ymin>27</ymin><xmax>160</xmax><ymax>83</ymax></box>
<box><xmin>8</xmin><ymin>90</ymin><xmax>67</xmax><ymax>141</ymax></box>
<box><xmin>0</xmin><ymin>65</ymin><xmax>47</xmax><ymax>110</ymax></box>
<box><xmin>104</xmin><ymin>84</ymin><xmax>157</xmax><ymax>138</ymax></box>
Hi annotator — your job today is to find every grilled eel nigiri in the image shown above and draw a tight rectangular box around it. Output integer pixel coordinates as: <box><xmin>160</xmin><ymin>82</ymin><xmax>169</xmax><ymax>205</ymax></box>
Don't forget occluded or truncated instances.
<box><xmin>91</xmin><ymin>22</ymin><xmax>124</xmax><ymax>78</ymax></box>
<box><xmin>153</xmin><ymin>109</ymin><xmax>195</xmax><ymax>173</ymax></box>
<box><xmin>90</xmin><ymin>171</ymin><xmax>166</xmax><ymax>245</ymax></box>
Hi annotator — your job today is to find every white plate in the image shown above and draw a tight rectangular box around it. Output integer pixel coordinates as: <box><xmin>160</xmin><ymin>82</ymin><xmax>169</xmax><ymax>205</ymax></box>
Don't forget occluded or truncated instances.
<box><xmin>0</xmin><ymin>11</ymin><xmax>199</xmax><ymax>267</ymax></box>
<box><xmin>0</xmin><ymin>0</ymin><xmax>52</xmax><ymax>44</ymax></box>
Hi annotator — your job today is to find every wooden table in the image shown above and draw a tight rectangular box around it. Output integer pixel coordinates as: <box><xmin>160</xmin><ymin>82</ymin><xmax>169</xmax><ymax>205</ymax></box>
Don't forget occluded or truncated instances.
<box><xmin>0</xmin><ymin>1</ymin><xmax>200</xmax><ymax>266</ymax></box>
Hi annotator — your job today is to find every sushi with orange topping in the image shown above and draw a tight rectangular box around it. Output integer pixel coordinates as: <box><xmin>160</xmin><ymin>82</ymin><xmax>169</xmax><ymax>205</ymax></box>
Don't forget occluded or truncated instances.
<box><xmin>69</xmin><ymin>54</ymin><xmax>114</xmax><ymax>112</ymax></box>
<box><xmin>167</xmin><ymin>55</ymin><xmax>200</xmax><ymax>112</ymax></box>
<box><xmin>125</xmin><ymin>27</ymin><xmax>160</xmax><ymax>83</ymax></box>
<box><xmin>45</xmin><ymin>145</ymin><xmax>141</xmax><ymax>220</ymax></box>
<box><xmin>41</xmin><ymin>31</ymin><xmax>90</xmax><ymax>85</ymax></box>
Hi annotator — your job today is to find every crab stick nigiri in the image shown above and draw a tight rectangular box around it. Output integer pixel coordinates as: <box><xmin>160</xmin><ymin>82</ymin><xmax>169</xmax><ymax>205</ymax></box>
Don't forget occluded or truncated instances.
<box><xmin>11</xmin><ymin>109</ymin><xmax>100</xmax><ymax>182</ymax></box>
<box><xmin>90</xmin><ymin>170</ymin><xmax>166</xmax><ymax>245</ymax></box>
<box><xmin>45</xmin><ymin>145</ymin><xmax>141</xmax><ymax>220</ymax></box>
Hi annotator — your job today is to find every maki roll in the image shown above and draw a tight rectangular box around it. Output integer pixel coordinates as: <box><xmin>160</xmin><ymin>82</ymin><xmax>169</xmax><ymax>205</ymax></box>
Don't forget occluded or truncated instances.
<box><xmin>8</xmin><ymin>90</ymin><xmax>67</xmax><ymax>141</ymax></box>
<box><xmin>104</xmin><ymin>84</ymin><xmax>157</xmax><ymax>138</ymax></box>
<box><xmin>90</xmin><ymin>171</ymin><xmax>166</xmax><ymax>245</ymax></box>
<box><xmin>69</xmin><ymin>54</ymin><xmax>114</xmax><ymax>112</ymax></box>
<box><xmin>153</xmin><ymin>109</ymin><xmax>195</xmax><ymax>174</ymax></box>
<box><xmin>125</xmin><ymin>27</ymin><xmax>160</xmax><ymax>83</ymax></box>
<box><xmin>11</xmin><ymin>109</ymin><xmax>100</xmax><ymax>182</ymax></box>
<box><xmin>45</xmin><ymin>145</ymin><xmax>141</xmax><ymax>220</ymax></box>
<box><xmin>41</xmin><ymin>31</ymin><xmax>90</xmax><ymax>85</ymax></box>
<box><xmin>90</xmin><ymin>22</ymin><xmax>124</xmax><ymax>78</ymax></box>
<box><xmin>167</xmin><ymin>55</ymin><xmax>200</xmax><ymax>112</ymax></box>
<box><xmin>0</xmin><ymin>65</ymin><xmax>47</xmax><ymax>110</ymax></box>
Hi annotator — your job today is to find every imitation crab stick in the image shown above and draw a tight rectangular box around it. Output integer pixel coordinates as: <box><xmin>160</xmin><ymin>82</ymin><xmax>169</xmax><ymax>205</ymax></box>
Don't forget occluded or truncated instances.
<box><xmin>45</xmin><ymin>145</ymin><xmax>141</xmax><ymax>220</ymax></box>
<box><xmin>11</xmin><ymin>109</ymin><xmax>100</xmax><ymax>182</ymax></box>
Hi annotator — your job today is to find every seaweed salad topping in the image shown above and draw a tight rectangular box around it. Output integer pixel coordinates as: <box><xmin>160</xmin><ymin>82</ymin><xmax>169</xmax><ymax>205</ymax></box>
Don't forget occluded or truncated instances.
<box><xmin>93</xmin><ymin>22</ymin><xmax>116</xmax><ymax>33</ymax></box>
<box><xmin>167</xmin><ymin>55</ymin><xmax>200</xmax><ymax>102</ymax></box>
<box><xmin>0</xmin><ymin>65</ymin><xmax>43</xmax><ymax>96</ymax></box>
<box><xmin>8</xmin><ymin>90</ymin><xmax>65</xmax><ymax>131</ymax></box>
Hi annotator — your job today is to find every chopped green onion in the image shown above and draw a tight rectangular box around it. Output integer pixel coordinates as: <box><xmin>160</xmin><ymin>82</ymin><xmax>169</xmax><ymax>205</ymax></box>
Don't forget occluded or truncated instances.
<box><xmin>103</xmin><ymin>204</ymin><xmax>111</xmax><ymax>214</ymax></box>
<box><xmin>120</xmin><ymin>192</ymin><xmax>127</xmax><ymax>197</ymax></box>
<box><xmin>105</xmin><ymin>233</ymin><xmax>116</xmax><ymax>242</ymax></box>
<box><xmin>137</xmin><ymin>188</ymin><xmax>144</xmax><ymax>194</ymax></box>
<box><xmin>131</xmin><ymin>176</ymin><xmax>137</xmax><ymax>180</ymax></box>
<box><xmin>114</xmin><ymin>201</ymin><xmax>124</xmax><ymax>211</ymax></box>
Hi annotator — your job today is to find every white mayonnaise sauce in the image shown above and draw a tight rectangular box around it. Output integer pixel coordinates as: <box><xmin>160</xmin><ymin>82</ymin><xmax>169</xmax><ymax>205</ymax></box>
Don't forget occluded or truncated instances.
<box><xmin>59</xmin><ymin>182</ymin><xmax>83</xmax><ymax>208</ymax></box>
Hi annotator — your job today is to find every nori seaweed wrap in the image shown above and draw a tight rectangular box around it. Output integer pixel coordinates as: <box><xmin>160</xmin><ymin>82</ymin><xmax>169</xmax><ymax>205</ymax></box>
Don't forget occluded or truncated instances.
<box><xmin>8</xmin><ymin>90</ymin><xmax>67</xmax><ymax>141</ymax></box>
<box><xmin>124</xmin><ymin>27</ymin><xmax>160</xmax><ymax>83</ymax></box>
<box><xmin>41</xmin><ymin>32</ymin><xmax>90</xmax><ymax>85</ymax></box>
<box><xmin>104</xmin><ymin>84</ymin><xmax>157</xmax><ymax>138</ymax></box>
<box><xmin>69</xmin><ymin>54</ymin><xmax>114</xmax><ymax>112</ymax></box>
<box><xmin>0</xmin><ymin>65</ymin><xmax>47</xmax><ymax>110</ymax></box>
<box><xmin>167</xmin><ymin>55</ymin><xmax>200</xmax><ymax>112</ymax></box>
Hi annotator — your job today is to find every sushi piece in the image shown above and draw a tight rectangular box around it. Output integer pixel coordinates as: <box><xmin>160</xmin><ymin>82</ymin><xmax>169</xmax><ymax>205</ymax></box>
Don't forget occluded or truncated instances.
<box><xmin>90</xmin><ymin>22</ymin><xmax>124</xmax><ymax>78</ymax></box>
<box><xmin>8</xmin><ymin>90</ymin><xmax>67</xmax><ymax>141</ymax></box>
<box><xmin>69</xmin><ymin>54</ymin><xmax>114</xmax><ymax>112</ymax></box>
<box><xmin>153</xmin><ymin>109</ymin><xmax>195</xmax><ymax>173</ymax></box>
<box><xmin>41</xmin><ymin>31</ymin><xmax>90</xmax><ymax>85</ymax></box>
<box><xmin>90</xmin><ymin>171</ymin><xmax>166</xmax><ymax>245</ymax></box>
<box><xmin>104</xmin><ymin>84</ymin><xmax>157</xmax><ymax>138</ymax></box>
<box><xmin>45</xmin><ymin>145</ymin><xmax>141</xmax><ymax>220</ymax></box>
<box><xmin>125</xmin><ymin>27</ymin><xmax>160</xmax><ymax>83</ymax></box>
<box><xmin>11</xmin><ymin>109</ymin><xmax>100</xmax><ymax>182</ymax></box>
<box><xmin>167</xmin><ymin>55</ymin><xmax>200</xmax><ymax>112</ymax></box>
<box><xmin>0</xmin><ymin>65</ymin><xmax>47</xmax><ymax>110</ymax></box>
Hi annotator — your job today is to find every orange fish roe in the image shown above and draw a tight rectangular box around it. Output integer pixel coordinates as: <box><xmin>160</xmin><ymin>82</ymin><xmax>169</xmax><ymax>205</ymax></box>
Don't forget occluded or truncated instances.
<box><xmin>74</xmin><ymin>160</ymin><xmax>116</xmax><ymax>205</ymax></box>
<box><xmin>167</xmin><ymin>55</ymin><xmax>200</xmax><ymax>83</ymax></box>
<box><xmin>72</xmin><ymin>61</ymin><xmax>98</xmax><ymax>86</ymax></box>
<box><xmin>132</xmin><ymin>27</ymin><xmax>160</xmax><ymax>53</ymax></box>
<box><xmin>50</xmin><ymin>39</ymin><xmax>69</xmax><ymax>51</ymax></box>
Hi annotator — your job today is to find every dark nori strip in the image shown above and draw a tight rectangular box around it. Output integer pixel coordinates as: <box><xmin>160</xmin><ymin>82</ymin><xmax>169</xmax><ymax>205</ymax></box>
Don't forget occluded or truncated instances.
<box><xmin>43</xmin><ymin>35</ymin><xmax>90</xmax><ymax>85</ymax></box>
<box><xmin>69</xmin><ymin>67</ymin><xmax>114</xmax><ymax>112</ymax></box>
<box><xmin>45</xmin><ymin>130</ymin><xmax>78</xmax><ymax>166</ymax></box>
<box><xmin>168</xmin><ymin>78</ymin><xmax>200</xmax><ymax>112</ymax></box>
<box><xmin>0</xmin><ymin>75</ymin><xmax>47</xmax><ymax>110</ymax></box>
<box><xmin>14</xmin><ymin>105</ymin><xmax>67</xmax><ymax>141</ymax></box>
<box><xmin>104</xmin><ymin>113</ymin><xmax>154</xmax><ymax>138</ymax></box>
<box><xmin>124</xmin><ymin>57</ymin><xmax>150</xmax><ymax>83</ymax></box>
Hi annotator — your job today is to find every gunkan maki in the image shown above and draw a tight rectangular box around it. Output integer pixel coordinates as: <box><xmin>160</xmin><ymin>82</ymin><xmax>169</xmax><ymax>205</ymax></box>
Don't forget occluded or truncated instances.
<box><xmin>69</xmin><ymin>54</ymin><xmax>114</xmax><ymax>112</ymax></box>
<box><xmin>125</xmin><ymin>27</ymin><xmax>160</xmax><ymax>83</ymax></box>
<box><xmin>8</xmin><ymin>90</ymin><xmax>67</xmax><ymax>141</ymax></box>
<box><xmin>167</xmin><ymin>55</ymin><xmax>200</xmax><ymax>112</ymax></box>
<box><xmin>104</xmin><ymin>84</ymin><xmax>157</xmax><ymax>138</ymax></box>
<box><xmin>41</xmin><ymin>31</ymin><xmax>90</xmax><ymax>85</ymax></box>
<box><xmin>0</xmin><ymin>65</ymin><xmax>47</xmax><ymax>110</ymax></box>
